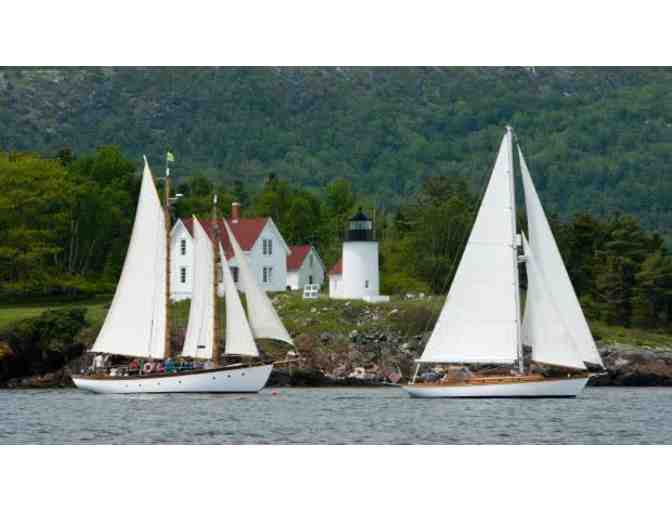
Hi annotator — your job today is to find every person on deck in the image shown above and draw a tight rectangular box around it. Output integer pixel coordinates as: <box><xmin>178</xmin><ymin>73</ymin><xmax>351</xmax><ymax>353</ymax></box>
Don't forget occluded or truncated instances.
<box><xmin>128</xmin><ymin>359</ymin><xmax>140</xmax><ymax>374</ymax></box>
<box><xmin>92</xmin><ymin>354</ymin><xmax>106</xmax><ymax>373</ymax></box>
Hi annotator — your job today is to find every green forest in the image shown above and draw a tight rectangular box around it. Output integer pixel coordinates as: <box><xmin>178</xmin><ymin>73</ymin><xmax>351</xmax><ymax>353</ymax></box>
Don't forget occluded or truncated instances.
<box><xmin>2</xmin><ymin>145</ymin><xmax>672</xmax><ymax>333</ymax></box>
<box><xmin>1</xmin><ymin>68</ymin><xmax>672</xmax><ymax>236</ymax></box>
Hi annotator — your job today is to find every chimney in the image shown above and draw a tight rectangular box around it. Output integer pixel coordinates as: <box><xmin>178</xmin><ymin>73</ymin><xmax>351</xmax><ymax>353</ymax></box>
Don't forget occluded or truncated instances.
<box><xmin>231</xmin><ymin>202</ymin><xmax>241</xmax><ymax>223</ymax></box>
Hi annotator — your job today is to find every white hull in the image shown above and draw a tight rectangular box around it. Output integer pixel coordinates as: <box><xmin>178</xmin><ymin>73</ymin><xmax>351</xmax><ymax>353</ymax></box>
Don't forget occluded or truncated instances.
<box><xmin>72</xmin><ymin>364</ymin><xmax>273</xmax><ymax>394</ymax></box>
<box><xmin>402</xmin><ymin>377</ymin><xmax>589</xmax><ymax>398</ymax></box>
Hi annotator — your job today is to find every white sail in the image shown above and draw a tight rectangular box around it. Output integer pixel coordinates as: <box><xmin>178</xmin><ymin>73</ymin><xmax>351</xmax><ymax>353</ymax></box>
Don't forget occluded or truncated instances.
<box><xmin>219</xmin><ymin>243</ymin><xmax>259</xmax><ymax>357</ymax></box>
<box><xmin>181</xmin><ymin>217</ymin><xmax>215</xmax><ymax>360</ymax></box>
<box><xmin>419</xmin><ymin>131</ymin><xmax>519</xmax><ymax>364</ymax></box>
<box><xmin>223</xmin><ymin>220</ymin><xmax>294</xmax><ymax>346</ymax></box>
<box><xmin>522</xmin><ymin>236</ymin><xmax>586</xmax><ymax>370</ymax></box>
<box><xmin>91</xmin><ymin>157</ymin><xmax>166</xmax><ymax>359</ymax></box>
<box><xmin>519</xmin><ymin>148</ymin><xmax>604</xmax><ymax>367</ymax></box>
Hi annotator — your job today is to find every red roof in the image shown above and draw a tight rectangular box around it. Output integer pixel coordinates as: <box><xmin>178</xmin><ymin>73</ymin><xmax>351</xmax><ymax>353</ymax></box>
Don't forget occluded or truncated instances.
<box><xmin>181</xmin><ymin>217</ymin><xmax>268</xmax><ymax>260</ymax></box>
<box><xmin>287</xmin><ymin>245</ymin><xmax>313</xmax><ymax>271</ymax></box>
<box><xmin>329</xmin><ymin>258</ymin><xmax>342</xmax><ymax>275</ymax></box>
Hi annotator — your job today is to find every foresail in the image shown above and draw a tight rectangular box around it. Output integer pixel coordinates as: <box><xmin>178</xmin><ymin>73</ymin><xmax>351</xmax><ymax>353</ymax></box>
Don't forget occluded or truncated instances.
<box><xmin>419</xmin><ymin>131</ymin><xmax>519</xmax><ymax>364</ymax></box>
<box><xmin>223</xmin><ymin>220</ymin><xmax>294</xmax><ymax>346</ymax></box>
<box><xmin>522</xmin><ymin>236</ymin><xmax>586</xmax><ymax>370</ymax></box>
<box><xmin>219</xmin><ymin>243</ymin><xmax>259</xmax><ymax>357</ymax></box>
<box><xmin>519</xmin><ymin>148</ymin><xmax>603</xmax><ymax>368</ymax></box>
<box><xmin>181</xmin><ymin>217</ymin><xmax>215</xmax><ymax>359</ymax></box>
<box><xmin>91</xmin><ymin>157</ymin><xmax>166</xmax><ymax>359</ymax></box>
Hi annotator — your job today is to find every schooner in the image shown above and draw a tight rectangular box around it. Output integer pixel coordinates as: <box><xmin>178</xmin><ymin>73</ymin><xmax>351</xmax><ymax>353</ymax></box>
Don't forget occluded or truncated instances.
<box><xmin>72</xmin><ymin>157</ymin><xmax>293</xmax><ymax>394</ymax></box>
<box><xmin>403</xmin><ymin>127</ymin><xmax>604</xmax><ymax>398</ymax></box>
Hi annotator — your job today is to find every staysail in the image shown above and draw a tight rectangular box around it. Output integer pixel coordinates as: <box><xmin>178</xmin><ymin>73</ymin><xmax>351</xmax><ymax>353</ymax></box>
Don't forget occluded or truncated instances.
<box><xmin>222</xmin><ymin>220</ymin><xmax>294</xmax><ymax>346</ymax></box>
<box><xmin>419</xmin><ymin>130</ymin><xmax>519</xmax><ymax>364</ymax></box>
<box><xmin>522</xmin><ymin>236</ymin><xmax>586</xmax><ymax>370</ymax></box>
<box><xmin>90</xmin><ymin>157</ymin><xmax>167</xmax><ymax>359</ymax></box>
<box><xmin>519</xmin><ymin>148</ymin><xmax>604</xmax><ymax>368</ymax></box>
<box><xmin>219</xmin><ymin>243</ymin><xmax>259</xmax><ymax>357</ymax></box>
<box><xmin>181</xmin><ymin>217</ymin><xmax>215</xmax><ymax>359</ymax></box>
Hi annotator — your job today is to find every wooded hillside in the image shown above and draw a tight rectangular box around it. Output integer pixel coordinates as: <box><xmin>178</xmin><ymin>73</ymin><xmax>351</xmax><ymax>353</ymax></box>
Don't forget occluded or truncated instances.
<box><xmin>2</xmin><ymin>67</ymin><xmax>671</xmax><ymax>233</ymax></box>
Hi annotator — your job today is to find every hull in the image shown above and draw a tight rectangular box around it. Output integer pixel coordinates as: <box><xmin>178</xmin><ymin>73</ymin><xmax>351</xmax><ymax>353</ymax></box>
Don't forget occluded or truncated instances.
<box><xmin>402</xmin><ymin>376</ymin><xmax>589</xmax><ymax>398</ymax></box>
<box><xmin>72</xmin><ymin>363</ymin><xmax>273</xmax><ymax>394</ymax></box>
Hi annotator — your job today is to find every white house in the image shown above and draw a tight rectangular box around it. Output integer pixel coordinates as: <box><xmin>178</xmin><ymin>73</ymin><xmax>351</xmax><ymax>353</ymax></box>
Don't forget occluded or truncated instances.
<box><xmin>286</xmin><ymin>245</ymin><xmax>326</xmax><ymax>291</ymax></box>
<box><xmin>328</xmin><ymin>209</ymin><xmax>388</xmax><ymax>302</ymax></box>
<box><xmin>170</xmin><ymin>202</ymin><xmax>291</xmax><ymax>301</ymax></box>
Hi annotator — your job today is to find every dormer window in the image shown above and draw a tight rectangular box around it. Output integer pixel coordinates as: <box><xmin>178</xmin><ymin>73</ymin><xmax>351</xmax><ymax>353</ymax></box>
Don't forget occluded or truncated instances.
<box><xmin>180</xmin><ymin>239</ymin><xmax>187</xmax><ymax>256</ymax></box>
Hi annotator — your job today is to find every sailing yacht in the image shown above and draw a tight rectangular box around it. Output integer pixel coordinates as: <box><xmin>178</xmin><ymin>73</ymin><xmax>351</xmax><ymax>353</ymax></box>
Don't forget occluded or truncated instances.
<box><xmin>72</xmin><ymin>158</ymin><xmax>293</xmax><ymax>394</ymax></box>
<box><xmin>402</xmin><ymin>127</ymin><xmax>604</xmax><ymax>398</ymax></box>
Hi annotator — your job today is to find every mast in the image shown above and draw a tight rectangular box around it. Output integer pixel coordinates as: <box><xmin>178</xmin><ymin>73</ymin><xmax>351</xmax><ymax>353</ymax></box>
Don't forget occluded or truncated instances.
<box><xmin>506</xmin><ymin>126</ymin><xmax>523</xmax><ymax>373</ymax></box>
<box><xmin>164</xmin><ymin>161</ymin><xmax>172</xmax><ymax>360</ymax></box>
<box><xmin>211</xmin><ymin>194</ymin><xmax>221</xmax><ymax>366</ymax></box>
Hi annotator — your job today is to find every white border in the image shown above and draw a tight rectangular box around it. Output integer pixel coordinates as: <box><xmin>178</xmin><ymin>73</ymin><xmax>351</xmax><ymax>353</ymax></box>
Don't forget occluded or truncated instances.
<box><xmin>1</xmin><ymin>446</ymin><xmax>669</xmax><ymax>509</ymax></box>
<box><xmin>2</xmin><ymin>1</ymin><xmax>672</xmax><ymax>65</ymax></box>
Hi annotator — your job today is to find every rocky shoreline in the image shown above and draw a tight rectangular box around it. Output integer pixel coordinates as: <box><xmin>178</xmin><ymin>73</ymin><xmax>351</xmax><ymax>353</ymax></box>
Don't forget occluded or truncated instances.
<box><xmin>4</xmin><ymin>305</ymin><xmax>672</xmax><ymax>389</ymax></box>
<box><xmin>4</xmin><ymin>337</ymin><xmax>672</xmax><ymax>389</ymax></box>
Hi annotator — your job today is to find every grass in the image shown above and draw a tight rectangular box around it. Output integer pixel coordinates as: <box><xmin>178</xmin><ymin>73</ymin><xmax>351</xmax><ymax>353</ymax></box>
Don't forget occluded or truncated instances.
<box><xmin>3</xmin><ymin>291</ymin><xmax>672</xmax><ymax>352</ymax></box>
<box><xmin>590</xmin><ymin>320</ymin><xmax>672</xmax><ymax>349</ymax></box>
<box><xmin>272</xmin><ymin>291</ymin><xmax>443</xmax><ymax>337</ymax></box>
<box><xmin>0</xmin><ymin>296</ymin><xmax>111</xmax><ymax>330</ymax></box>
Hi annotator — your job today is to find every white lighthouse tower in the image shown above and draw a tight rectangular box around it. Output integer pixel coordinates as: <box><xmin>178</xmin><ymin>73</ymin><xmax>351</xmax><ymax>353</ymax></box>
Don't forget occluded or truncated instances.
<box><xmin>329</xmin><ymin>208</ymin><xmax>388</xmax><ymax>302</ymax></box>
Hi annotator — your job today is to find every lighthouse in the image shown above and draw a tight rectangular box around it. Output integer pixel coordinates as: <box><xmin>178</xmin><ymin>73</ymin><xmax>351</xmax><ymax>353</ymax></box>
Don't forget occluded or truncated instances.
<box><xmin>329</xmin><ymin>208</ymin><xmax>388</xmax><ymax>302</ymax></box>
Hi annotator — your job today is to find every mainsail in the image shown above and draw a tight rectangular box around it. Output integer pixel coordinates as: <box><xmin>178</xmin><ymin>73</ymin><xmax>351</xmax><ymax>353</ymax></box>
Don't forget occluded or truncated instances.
<box><xmin>522</xmin><ymin>236</ymin><xmax>586</xmax><ymax>370</ymax></box>
<box><xmin>90</xmin><ymin>157</ymin><xmax>167</xmax><ymax>359</ymax></box>
<box><xmin>419</xmin><ymin>130</ymin><xmax>519</xmax><ymax>364</ymax></box>
<box><xmin>181</xmin><ymin>217</ymin><xmax>215</xmax><ymax>359</ymax></box>
<box><xmin>219</xmin><ymin>243</ymin><xmax>259</xmax><ymax>357</ymax></box>
<box><xmin>519</xmin><ymin>148</ymin><xmax>604</xmax><ymax>368</ymax></box>
<box><xmin>222</xmin><ymin>220</ymin><xmax>294</xmax><ymax>346</ymax></box>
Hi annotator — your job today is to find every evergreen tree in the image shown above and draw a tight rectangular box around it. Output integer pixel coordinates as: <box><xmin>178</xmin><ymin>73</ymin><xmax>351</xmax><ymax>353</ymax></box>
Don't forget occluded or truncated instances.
<box><xmin>632</xmin><ymin>251</ymin><xmax>672</xmax><ymax>328</ymax></box>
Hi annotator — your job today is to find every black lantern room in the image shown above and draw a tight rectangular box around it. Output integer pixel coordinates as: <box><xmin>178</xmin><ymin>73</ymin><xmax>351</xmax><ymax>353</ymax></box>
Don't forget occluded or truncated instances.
<box><xmin>345</xmin><ymin>208</ymin><xmax>374</xmax><ymax>242</ymax></box>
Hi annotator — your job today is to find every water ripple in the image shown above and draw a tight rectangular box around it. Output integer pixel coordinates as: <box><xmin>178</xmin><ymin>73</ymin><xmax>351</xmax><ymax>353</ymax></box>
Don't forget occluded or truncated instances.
<box><xmin>2</xmin><ymin>387</ymin><xmax>672</xmax><ymax>444</ymax></box>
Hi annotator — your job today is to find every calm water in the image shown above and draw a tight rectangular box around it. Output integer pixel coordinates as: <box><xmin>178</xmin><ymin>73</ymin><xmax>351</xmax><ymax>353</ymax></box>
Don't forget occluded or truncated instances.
<box><xmin>1</xmin><ymin>386</ymin><xmax>671</xmax><ymax>444</ymax></box>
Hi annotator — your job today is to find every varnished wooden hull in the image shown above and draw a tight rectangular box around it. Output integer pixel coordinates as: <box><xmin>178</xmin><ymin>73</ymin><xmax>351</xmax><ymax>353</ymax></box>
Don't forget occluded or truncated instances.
<box><xmin>402</xmin><ymin>375</ymin><xmax>590</xmax><ymax>398</ymax></box>
<box><xmin>72</xmin><ymin>363</ymin><xmax>273</xmax><ymax>394</ymax></box>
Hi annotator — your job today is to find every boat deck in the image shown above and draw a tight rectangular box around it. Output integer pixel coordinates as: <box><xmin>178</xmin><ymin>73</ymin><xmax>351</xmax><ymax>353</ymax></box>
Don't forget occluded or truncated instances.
<box><xmin>72</xmin><ymin>362</ymin><xmax>267</xmax><ymax>381</ymax></box>
<box><xmin>411</xmin><ymin>373</ymin><xmax>588</xmax><ymax>388</ymax></box>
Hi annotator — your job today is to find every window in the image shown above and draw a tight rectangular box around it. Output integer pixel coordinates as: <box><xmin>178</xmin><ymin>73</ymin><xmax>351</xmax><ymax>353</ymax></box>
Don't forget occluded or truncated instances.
<box><xmin>365</xmin><ymin>280</ymin><xmax>369</xmax><ymax>289</ymax></box>
<box><xmin>180</xmin><ymin>267</ymin><xmax>187</xmax><ymax>284</ymax></box>
<box><xmin>231</xmin><ymin>267</ymin><xmax>239</xmax><ymax>283</ymax></box>
<box><xmin>308</xmin><ymin>275</ymin><xmax>314</xmax><ymax>284</ymax></box>
<box><xmin>262</xmin><ymin>238</ymin><xmax>273</xmax><ymax>256</ymax></box>
<box><xmin>350</xmin><ymin>220</ymin><xmax>372</xmax><ymax>230</ymax></box>
<box><xmin>263</xmin><ymin>266</ymin><xmax>273</xmax><ymax>284</ymax></box>
<box><xmin>309</xmin><ymin>254</ymin><xmax>314</xmax><ymax>267</ymax></box>
<box><xmin>180</xmin><ymin>239</ymin><xmax>187</xmax><ymax>256</ymax></box>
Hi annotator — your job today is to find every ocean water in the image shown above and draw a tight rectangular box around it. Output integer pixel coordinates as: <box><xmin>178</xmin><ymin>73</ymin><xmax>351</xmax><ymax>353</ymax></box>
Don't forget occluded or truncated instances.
<box><xmin>1</xmin><ymin>386</ymin><xmax>671</xmax><ymax>444</ymax></box>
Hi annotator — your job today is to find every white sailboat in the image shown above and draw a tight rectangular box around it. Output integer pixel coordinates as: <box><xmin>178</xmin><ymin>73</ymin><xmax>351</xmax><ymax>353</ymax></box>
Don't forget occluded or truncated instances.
<box><xmin>73</xmin><ymin>159</ymin><xmax>293</xmax><ymax>394</ymax></box>
<box><xmin>402</xmin><ymin>127</ymin><xmax>604</xmax><ymax>398</ymax></box>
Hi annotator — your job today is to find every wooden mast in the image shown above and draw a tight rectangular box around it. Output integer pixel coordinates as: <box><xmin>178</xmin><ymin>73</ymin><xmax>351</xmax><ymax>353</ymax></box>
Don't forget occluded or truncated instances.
<box><xmin>211</xmin><ymin>194</ymin><xmax>222</xmax><ymax>366</ymax></box>
<box><xmin>164</xmin><ymin>162</ymin><xmax>172</xmax><ymax>360</ymax></box>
